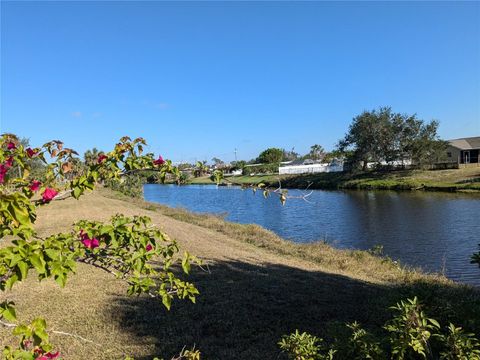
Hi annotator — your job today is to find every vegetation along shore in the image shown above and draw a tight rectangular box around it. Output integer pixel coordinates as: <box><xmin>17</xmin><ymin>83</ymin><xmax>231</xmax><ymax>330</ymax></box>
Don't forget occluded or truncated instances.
<box><xmin>187</xmin><ymin>167</ymin><xmax>480</xmax><ymax>193</ymax></box>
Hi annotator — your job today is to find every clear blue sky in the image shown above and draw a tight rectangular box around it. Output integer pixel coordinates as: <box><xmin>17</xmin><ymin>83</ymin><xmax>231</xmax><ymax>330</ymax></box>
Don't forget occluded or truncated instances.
<box><xmin>1</xmin><ymin>1</ymin><xmax>479</xmax><ymax>163</ymax></box>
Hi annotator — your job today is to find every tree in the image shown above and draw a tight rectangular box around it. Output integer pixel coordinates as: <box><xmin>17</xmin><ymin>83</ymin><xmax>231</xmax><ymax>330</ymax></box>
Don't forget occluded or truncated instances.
<box><xmin>231</xmin><ymin>160</ymin><xmax>246</xmax><ymax>171</ymax></box>
<box><xmin>211</xmin><ymin>157</ymin><xmax>224</xmax><ymax>167</ymax></box>
<box><xmin>338</xmin><ymin>107</ymin><xmax>446</xmax><ymax>170</ymax></box>
<box><xmin>338</xmin><ymin>107</ymin><xmax>394</xmax><ymax>170</ymax></box>
<box><xmin>83</xmin><ymin>147</ymin><xmax>104</xmax><ymax>167</ymax></box>
<box><xmin>194</xmin><ymin>161</ymin><xmax>209</xmax><ymax>177</ymax></box>
<box><xmin>210</xmin><ymin>169</ymin><xmax>224</xmax><ymax>185</ymax></box>
<box><xmin>283</xmin><ymin>148</ymin><xmax>299</xmax><ymax>161</ymax></box>
<box><xmin>308</xmin><ymin>145</ymin><xmax>326</xmax><ymax>161</ymax></box>
<box><xmin>257</xmin><ymin>148</ymin><xmax>283</xmax><ymax>164</ymax></box>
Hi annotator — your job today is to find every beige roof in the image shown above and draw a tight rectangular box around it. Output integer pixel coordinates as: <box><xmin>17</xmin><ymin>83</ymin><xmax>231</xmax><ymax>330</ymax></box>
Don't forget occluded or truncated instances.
<box><xmin>448</xmin><ymin>136</ymin><xmax>480</xmax><ymax>150</ymax></box>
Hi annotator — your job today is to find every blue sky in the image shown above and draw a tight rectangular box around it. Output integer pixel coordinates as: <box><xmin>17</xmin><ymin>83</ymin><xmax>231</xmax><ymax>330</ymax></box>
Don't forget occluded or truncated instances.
<box><xmin>1</xmin><ymin>1</ymin><xmax>479</xmax><ymax>163</ymax></box>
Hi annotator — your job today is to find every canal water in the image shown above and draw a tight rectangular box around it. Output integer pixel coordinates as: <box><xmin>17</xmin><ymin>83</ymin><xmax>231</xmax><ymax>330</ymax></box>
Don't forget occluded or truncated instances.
<box><xmin>144</xmin><ymin>184</ymin><xmax>480</xmax><ymax>286</ymax></box>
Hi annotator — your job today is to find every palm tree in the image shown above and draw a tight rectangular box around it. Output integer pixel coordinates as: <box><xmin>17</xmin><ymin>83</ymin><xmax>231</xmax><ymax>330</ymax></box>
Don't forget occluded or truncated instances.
<box><xmin>309</xmin><ymin>144</ymin><xmax>325</xmax><ymax>161</ymax></box>
<box><xmin>194</xmin><ymin>161</ymin><xmax>209</xmax><ymax>177</ymax></box>
<box><xmin>84</xmin><ymin>148</ymin><xmax>103</xmax><ymax>166</ymax></box>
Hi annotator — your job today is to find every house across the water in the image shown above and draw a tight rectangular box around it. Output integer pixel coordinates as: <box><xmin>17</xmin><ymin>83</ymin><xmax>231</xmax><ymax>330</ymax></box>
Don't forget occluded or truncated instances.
<box><xmin>447</xmin><ymin>136</ymin><xmax>480</xmax><ymax>166</ymax></box>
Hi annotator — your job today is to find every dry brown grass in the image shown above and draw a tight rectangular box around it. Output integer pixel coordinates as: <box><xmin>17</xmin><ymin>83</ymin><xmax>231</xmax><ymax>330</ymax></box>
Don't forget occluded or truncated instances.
<box><xmin>1</xmin><ymin>189</ymin><xmax>479</xmax><ymax>359</ymax></box>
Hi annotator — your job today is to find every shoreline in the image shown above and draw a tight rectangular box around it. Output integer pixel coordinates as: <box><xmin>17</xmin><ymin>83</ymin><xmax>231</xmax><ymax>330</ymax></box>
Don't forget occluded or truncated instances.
<box><xmin>184</xmin><ymin>167</ymin><xmax>480</xmax><ymax>193</ymax></box>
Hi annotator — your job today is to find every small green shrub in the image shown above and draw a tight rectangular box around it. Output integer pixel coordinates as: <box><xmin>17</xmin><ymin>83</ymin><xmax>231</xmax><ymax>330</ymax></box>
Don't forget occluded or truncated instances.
<box><xmin>278</xmin><ymin>330</ymin><xmax>335</xmax><ymax>360</ymax></box>
<box><xmin>439</xmin><ymin>324</ymin><xmax>480</xmax><ymax>360</ymax></box>
<box><xmin>279</xmin><ymin>297</ymin><xmax>480</xmax><ymax>360</ymax></box>
<box><xmin>385</xmin><ymin>296</ymin><xmax>440</xmax><ymax>359</ymax></box>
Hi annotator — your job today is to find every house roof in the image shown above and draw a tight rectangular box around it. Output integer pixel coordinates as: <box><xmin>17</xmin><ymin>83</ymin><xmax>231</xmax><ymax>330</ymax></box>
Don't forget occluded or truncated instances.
<box><xmin>448</xmin><ymin>136</ymin><xmax>480</xmax><ymax>150</ymax></box>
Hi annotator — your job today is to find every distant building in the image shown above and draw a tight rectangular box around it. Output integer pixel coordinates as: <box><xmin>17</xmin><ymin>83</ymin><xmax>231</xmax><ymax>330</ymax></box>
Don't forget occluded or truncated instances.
<box><xmin>447</xmin><ymin>137</ymin><xmax>480</xmax><ymax>165</ymax></box>
<box><xmin>278</xmin><ymin>162</ymin><xmax>344</xmax><ymax>175</ymax></box>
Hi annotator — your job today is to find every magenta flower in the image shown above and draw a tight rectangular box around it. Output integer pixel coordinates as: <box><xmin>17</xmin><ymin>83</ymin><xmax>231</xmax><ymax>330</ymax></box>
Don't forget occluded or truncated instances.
<box><xmin>0</xmin><ymin>165</ymin><xmax>7</xmax><ymax>184</ymax></box>
<box><xmin>42</xmin><ymin>188</ymin><xmax>58</xmax><ymax>202</ymax></box>
<box><xmin>37</xmin><ymin>352</ymin><xmax>60</xmax><ymax>360</ymax></box>
<box><xmin>146</xmin><ymin>244</ymin><xmax>153</xmax><ymax>252</ymax></box>
<box><xmin>153</xmin><ymin>155</ymin><xmax>165</xmax><ymax>166</ymax></box>
<box><xmin>82</xmin><ymin>237</ymin><xmax>99</xmax><ymax>249</ymax></box>
<box><xmin>5</xmin><ymin>157</ymin><xmax>13</xmax><ymax>168</ymax></box>
<box><xmin>30</xmin><ymin>180</ymin><xmax>41</xmax><ymax>192</ymax></box>
<box><xmin>6</xmin><ymin>142</ymin><xmax>16</xmax><ymax>150</ymax></box>
<box><xmin>26</xmin><ymin>147</ymin><xmax>38</xmax><ymax>158</ymax></box>
<box><xmin>97</xmin><ymin>154</ymin><xmax>108</xmax><ymax>164</ymax></box>
<box><xmin>79</xmin><ymin>230</ymin><xmax>100</xmax><ymax>249</ymax></box>
<box><xmin>0</xmin><ymin>158</ymin><xmax>13</xmax><ymax>184</ymax></box>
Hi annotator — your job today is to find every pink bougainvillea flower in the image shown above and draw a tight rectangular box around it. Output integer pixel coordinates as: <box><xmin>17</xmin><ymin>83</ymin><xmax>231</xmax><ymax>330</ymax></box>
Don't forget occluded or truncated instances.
<box><xmin>45</xmin><ymin>352</ymin><xmax>60</xmax><ymax>359</ymax></box>
<box><xmin>5</xmin><ymin>156</ymin><xmax>13</xmax><ymax>168</ymax></box>
<box><xmin>0</xmin><ymin>165</ymin><xmax>7</xmax><ymax>184</ymax></box>
<box><xmin>97</xmin><ymin>154</ymin><xmax>108</xmax><ymax>164</ymax></box>
<box><xmin>30</xmin><ymin>180</ymin><xmax>42</xmax><ymax>192</ymax></box>
<box><xmin>42</xmin><ymin>187</ymin><xmax>58</xmax><ymax>202</ymax></box>
<box><xmin>81</xmin><ymin>237</ymin><xmax>99</xmax><ymax>249</ymax></box>
<box><xmin>37</xmin><ymin>352</ymin><xmax>60</xmax><ymax>360</ymax></box>
<box><xmin>153</xmin><ymin>155</ymin><xmax>165</xmax><ymax>166</ymax></box>
<box><xmin>26</xmin><ymin>147</ymin><xmax>38</xmax><ymax>157</ymax></box>
<box><xmin>146</xmin><ymin>244</ymin><xmax>153</xmax><ymax>252</ymax></box>
<box><xmin>6</xmin><ymin>142</ymin><xmax>16</xmax><ymax>150</ymax></box>
<box><xmin>0</xmin><ymin>158</ymin><xmax>13</xmax><ymax>184</ymax></box>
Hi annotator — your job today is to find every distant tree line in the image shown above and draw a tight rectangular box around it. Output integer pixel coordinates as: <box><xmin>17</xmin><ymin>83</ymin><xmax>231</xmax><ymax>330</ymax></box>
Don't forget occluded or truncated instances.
<box><xmin>250</xmin><ymin>106</ymin><xmax>447</xmax><ymax>172</ymax></box>
<box><xmin>57</xmin><ymin>106</ymin><xmax>448</xmax><ymax>180</ymax></box>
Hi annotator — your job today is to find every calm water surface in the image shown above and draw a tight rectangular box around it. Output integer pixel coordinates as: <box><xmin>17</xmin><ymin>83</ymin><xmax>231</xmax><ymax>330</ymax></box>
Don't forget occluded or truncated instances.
<box><xmin>144</xmin><ymin>184</ymin><xmax>480</xmax><ymax>286</ymax></box>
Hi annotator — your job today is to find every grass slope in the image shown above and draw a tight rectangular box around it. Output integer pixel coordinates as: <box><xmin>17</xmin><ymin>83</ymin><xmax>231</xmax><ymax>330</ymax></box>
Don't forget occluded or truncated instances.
<box><xmin>1</xmin><ymin>188</ymin><xmax>479</xmax><ymax>359</ymax></box>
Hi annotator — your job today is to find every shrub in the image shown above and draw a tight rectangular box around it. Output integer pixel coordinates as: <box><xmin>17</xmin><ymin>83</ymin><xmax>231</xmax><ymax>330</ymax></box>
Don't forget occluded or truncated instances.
<box><xmin>279</xmin><ymin>297</ymin><xmax>480</xmax><ymax>360</ymax></box>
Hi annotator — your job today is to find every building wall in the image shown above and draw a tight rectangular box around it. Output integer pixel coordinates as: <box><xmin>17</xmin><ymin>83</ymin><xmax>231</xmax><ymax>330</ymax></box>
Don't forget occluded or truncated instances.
<box><xmin>446</xmin><ymin>146</ymin><xmax>461</xmax><ymax>163</ymax></box>
<box><xmin>278</xmin><ymin>163</ymin><xmax>343</xmax><ymax>175</ymax></box>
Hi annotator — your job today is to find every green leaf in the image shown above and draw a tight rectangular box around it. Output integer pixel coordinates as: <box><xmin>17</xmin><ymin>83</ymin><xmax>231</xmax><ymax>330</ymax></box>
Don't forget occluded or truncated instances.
<box><xmin>12</xmin><ymin>325</ymin><xmax>30</xmax><ymax>336</ymax></box>
<box><xmin>17</xmin><ymin>261</ymin><xmax>29</xmax><ymax>280</ymax></box>
<box><xmin>29</xmin><ymin>253</ymin><xmax>46</xmax><ymax>274</ymax></box>
<box><xmin>161</xmin><ymin>293</ymin><xmax>172</xmax><ymax>310</ymax></box>
<box><xmin>73</xmin><ymin>186</ymin><xmax>82</xmax><ymax>199</ymax></box>
<box><xmin>44</xmin><ymin>249</ymin><xmax>60</xmax><ymax>260</ymax></box>
<box><xmin>54</xmin><ymin>274</ymin><xmax>67</xmax><ymax>288</ymax></box>
<box><xmin>429</xmin><ymin>318</ymin><xmax>440</xmax><ymax>328</ymax></box>
<box><xmin>2</xmin><ymin>303</ymin><xmax>17</xmax><ymax>322</ymax></box>
<box><xmin>182</xmin><ymin>252</ymin><xmax>191</xmax><ymax>274</ymax></box>
<box><xmin>5</xmin><ymin>274</ymin><xmax>19</xmax><ymax>290</ymax></box>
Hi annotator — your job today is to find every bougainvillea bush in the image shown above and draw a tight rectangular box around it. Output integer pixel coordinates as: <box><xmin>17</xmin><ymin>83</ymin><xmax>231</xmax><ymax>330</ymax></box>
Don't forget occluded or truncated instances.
<box><xmin>0</xmin><ymin>134</ymin><xmax>200</xmax><ymax>359</ymax></box>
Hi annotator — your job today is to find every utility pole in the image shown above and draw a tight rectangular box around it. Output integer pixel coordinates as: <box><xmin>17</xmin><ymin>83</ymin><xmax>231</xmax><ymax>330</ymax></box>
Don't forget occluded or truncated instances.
<box><xmin>234</xmin><ymin>148</ymin><xmax>238</xmax><ymax>162</ymax></box>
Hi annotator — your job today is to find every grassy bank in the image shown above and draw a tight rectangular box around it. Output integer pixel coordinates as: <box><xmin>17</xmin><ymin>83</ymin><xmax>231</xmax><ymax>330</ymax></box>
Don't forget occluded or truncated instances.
<box><xmin>190</xmin><ymin>167</ymin><xmax>480</xmax><ymax>193</ymax></box>
<box><xmin>1</xmin><ymin>188</ymin><xmax>479</xmax><ymax>359</ymax></box>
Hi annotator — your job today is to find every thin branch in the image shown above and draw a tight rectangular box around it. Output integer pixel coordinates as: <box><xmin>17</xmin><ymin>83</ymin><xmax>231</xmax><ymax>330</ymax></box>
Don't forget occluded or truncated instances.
<box><xmin>1</xmin><ymin>319</ymin><xmax>94</xmax><ymax>344</ymax></box>
<box><xmin>77</xmin><ymin>258</ymin><xmax>120</xmax><ymax>278</ymax></box>
<box><xmin>0</xmin><ymin>319</ymin><xmax>15</xmax><ymax>328</ymax></box>
<box><xmin>51</xmin><ymin>330</ymin><xmax>94</xmax><ymax>343</ymax></box>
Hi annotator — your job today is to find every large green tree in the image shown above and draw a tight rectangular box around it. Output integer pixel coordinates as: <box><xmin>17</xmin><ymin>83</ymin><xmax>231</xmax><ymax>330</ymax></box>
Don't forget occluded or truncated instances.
<box><xmin>257</xmin><ymin>148</ymin><xmax>284</xmax><ymax>164</ymax></box>
<box><xmin>338</xmin><ymin>107</ymin><xmax>446</xmax><ymax>170</ymax></box>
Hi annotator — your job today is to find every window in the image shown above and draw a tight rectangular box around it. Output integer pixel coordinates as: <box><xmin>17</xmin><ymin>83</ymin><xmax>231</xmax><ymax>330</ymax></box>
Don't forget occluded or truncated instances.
<box><xmin>447</xmin><ymin>152</ymin><xmax>452</xmax><ymax>157</ymax></box>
